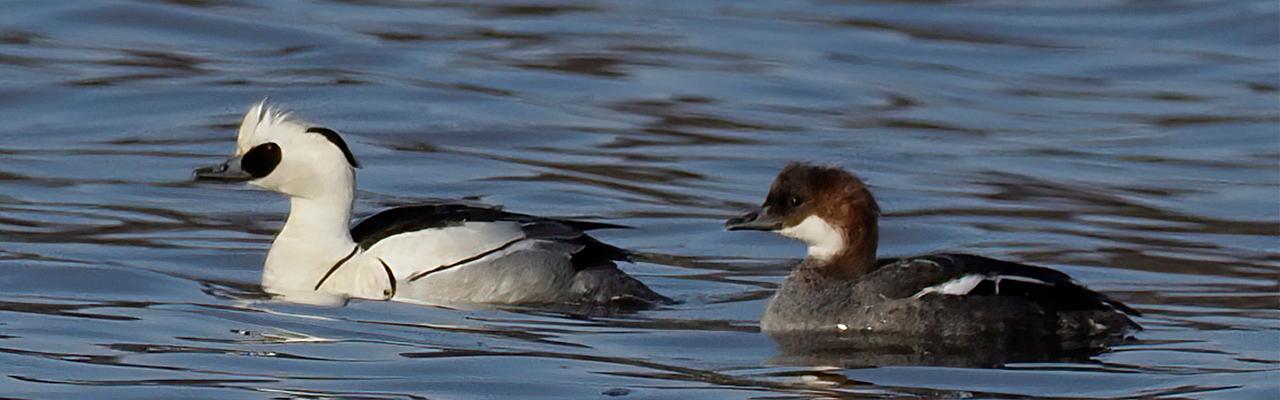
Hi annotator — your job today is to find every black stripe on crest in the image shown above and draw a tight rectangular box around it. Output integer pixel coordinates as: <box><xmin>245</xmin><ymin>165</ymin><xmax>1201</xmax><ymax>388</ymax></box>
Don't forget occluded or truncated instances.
<box><xmin>306</xmin><ymin>127</ymin><xmax>360</xmax><ymax>168</ymax></box>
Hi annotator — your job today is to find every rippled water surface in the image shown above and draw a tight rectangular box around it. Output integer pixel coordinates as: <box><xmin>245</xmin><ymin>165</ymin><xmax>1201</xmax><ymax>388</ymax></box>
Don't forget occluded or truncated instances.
<box><xmin>1</xmin><ymin>1</ymin><xmax>1277</xmax><ymax>398</ymax></box>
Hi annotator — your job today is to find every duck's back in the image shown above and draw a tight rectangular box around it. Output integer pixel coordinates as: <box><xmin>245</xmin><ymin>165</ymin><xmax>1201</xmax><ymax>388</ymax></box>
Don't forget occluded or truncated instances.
<box><xmin>352</xmin><ymin>203</ymin><xmax>668</xmax><ymax>307</ymax></box>
<box><xmin>762</xmin><ymin>254</ymin><xmax>1139</xmax><ymax>348</ymax></box>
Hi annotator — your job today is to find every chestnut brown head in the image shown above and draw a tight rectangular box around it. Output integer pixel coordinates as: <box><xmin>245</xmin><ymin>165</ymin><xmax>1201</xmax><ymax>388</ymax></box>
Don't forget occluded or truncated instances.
<box><xmin>726</xmin><ymin>163</ymin><xmax>880</xmax><ymax>270</ymax></box>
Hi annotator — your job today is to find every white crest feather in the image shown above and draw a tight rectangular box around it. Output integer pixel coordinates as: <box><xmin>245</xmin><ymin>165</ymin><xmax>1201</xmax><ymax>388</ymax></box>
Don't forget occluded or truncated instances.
<box><xmin>236</xmin><ymin>100</ymin><xmax>298</xmax><ymax>154</ymax></box>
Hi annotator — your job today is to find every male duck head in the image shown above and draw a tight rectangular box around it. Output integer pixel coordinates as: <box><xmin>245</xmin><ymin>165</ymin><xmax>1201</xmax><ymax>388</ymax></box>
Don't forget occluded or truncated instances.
<box><xmin>726</xmin><ymin>163</ymin><xmax>881</xmax><ymax>274</ymax></box>
<box><xmin>194</xmin><ymin>101</ymin><xmax>360</xmax><ymax>199</ymax></box>
<box><xmin>192</xmin><ymin>102</ymin><xmax>369</xmax><ymax>299</ymax></box>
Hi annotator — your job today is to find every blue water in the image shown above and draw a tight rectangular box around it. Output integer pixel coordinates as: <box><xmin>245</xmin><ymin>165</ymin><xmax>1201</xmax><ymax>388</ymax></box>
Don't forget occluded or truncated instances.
<box><xmin>0</xmin><ymin>0</ymin><xmax>1276</xmax><ymax>398</ymax></box>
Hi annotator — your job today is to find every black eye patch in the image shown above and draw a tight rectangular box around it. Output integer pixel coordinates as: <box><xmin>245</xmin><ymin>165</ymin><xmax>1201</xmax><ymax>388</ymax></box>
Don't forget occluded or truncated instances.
<box><xmin>242</xmin><ymin>142</ymin><xmax>282</xmax><ymax>178</ymax></box>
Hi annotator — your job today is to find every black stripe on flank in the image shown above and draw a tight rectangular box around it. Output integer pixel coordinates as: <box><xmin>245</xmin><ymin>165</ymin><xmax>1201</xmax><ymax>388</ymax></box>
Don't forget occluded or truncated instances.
<box><xmin>407</xmin><ymin>238</ymin><xmax>525</xmax><ymax>282</ymax></box>
<box><xmin>378</xmin><ymin>258</ymin><xmax>396</xmax><ymax>298</ymax></box>
<box><xmin>314</xmin><ymin>245</ymin><xmax>360</xmax><ymax>291</ymax></box>
<box><xmin>305</xmin><ymin>127</ymin><xmax>360</xmax><ymax>168</ymax></box>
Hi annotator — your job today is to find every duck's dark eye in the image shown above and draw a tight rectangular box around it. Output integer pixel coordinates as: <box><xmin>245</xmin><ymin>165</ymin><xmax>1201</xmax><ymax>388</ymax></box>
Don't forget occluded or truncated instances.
<box><xmin>242</xmin><ymin>142</ymin><xmax>281</xmax><ymax>178</ymax></box>
<box><xmin>788</xmin><ymin>196</ymin><xmax>804</xmax><ymax>207</ymax></box>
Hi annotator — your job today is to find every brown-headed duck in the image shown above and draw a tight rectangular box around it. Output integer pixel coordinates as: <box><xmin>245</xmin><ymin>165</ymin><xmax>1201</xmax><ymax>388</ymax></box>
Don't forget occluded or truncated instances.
<box><xmin>726</xmin><ymin>163</ymin><xmax>1139</xmax><ymax>352</ymax></box>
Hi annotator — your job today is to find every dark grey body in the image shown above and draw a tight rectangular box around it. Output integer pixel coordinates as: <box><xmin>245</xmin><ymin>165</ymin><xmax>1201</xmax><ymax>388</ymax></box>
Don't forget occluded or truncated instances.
<box><xmin>762</xmin><ymin>254</ymin><xmax>1139</xmax><ymax>355</ymax></box>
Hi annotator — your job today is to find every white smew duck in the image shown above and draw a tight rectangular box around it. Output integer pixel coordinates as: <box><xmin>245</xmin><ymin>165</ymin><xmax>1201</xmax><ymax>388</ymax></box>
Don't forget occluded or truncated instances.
<box><xmin>194</xmin><ymin>102</ymin><xmax>668</xmax><ymax>307</ymax></box>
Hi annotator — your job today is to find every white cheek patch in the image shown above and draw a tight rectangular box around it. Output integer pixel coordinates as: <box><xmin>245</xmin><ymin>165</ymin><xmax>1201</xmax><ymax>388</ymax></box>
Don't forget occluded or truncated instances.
<box><xmin>778</xmin><ymin>215</ymin><xmax>845</xmax><ymax>261</ymax></box>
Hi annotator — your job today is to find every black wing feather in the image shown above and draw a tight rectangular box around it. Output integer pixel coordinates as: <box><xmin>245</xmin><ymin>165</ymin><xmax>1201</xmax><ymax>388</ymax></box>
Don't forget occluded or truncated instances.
<box><xmin>350</xmin><ymin>202</ymin><xmax>631</xmax><ymax>269</ymax></box>
<box><xmin>888</xmin><ymin>253</ymin><xmax>1140</xmax><ymax>317</ymax></box>
<box><xmin>352</xmin><ymin>203</ymin><xmax>504</xmax><ymax>249</ymax></box>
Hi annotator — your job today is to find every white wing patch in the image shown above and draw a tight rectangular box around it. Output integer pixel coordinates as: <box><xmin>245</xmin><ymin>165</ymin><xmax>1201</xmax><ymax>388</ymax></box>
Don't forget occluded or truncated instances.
<box><xmin>364</xmin><ymin>221</ymin><xmax>527</xmax><ymax>280</ymax></box>
<box><xmin>912</xmin><ymin>273</ymin><xmax>1051</xmax><ymax>299</ymax></box>
<box><xmin>992</xmin><ymin>274</ymin><xmax>1051</xmax><ymax>290</ymax></box>
<box><xmin>913</xmin><ymin>274</ymin><xmax>985</xmax><ymax>298</ymax></box>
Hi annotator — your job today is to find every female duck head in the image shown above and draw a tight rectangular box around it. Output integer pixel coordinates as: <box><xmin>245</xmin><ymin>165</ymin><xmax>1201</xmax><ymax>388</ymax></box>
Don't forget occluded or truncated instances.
<box><xmin>726</xmin><ymin>163</ymin><xmax>880</xmax><ymax>275</ymax></box>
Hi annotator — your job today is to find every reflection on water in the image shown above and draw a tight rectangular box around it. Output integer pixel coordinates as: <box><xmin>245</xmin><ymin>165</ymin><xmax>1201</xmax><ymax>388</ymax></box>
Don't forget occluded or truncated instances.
<box><xmin>0</xmin><ymin>0</ymin><xmax>1276</xmax><ymax>398</ymax></box>
<box><xmin>768</xmin><ymin>330</ymin><xmax>1122</xmax><ymax>369</ymax></box>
